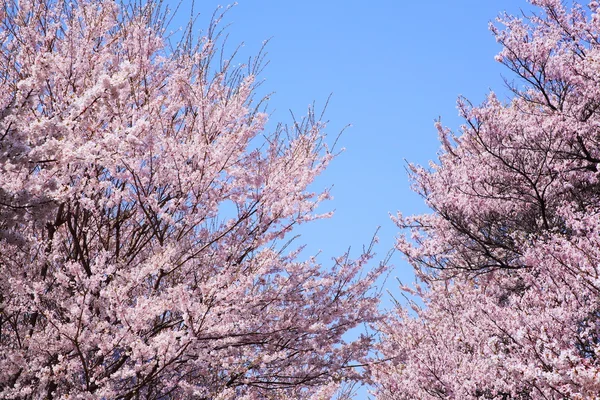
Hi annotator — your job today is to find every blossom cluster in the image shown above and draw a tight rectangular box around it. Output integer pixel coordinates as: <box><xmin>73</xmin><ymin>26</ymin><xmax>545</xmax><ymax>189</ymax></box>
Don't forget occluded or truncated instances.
<box><xmin>374</xmin><ymin>1</ymin><xmax>600</xmax><ymax>398</ymax></box>
<box><xmin>0</xmin><ymin>1</ymin><xmax>383</xmax><ymax>398</ymax></box>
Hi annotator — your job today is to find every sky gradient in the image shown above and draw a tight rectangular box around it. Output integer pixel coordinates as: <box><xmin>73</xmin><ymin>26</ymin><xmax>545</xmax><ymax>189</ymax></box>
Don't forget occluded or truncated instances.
<box><xmin>164</xmin><ymin>0</ymin><xmax>534</xmax><ymax>304</ymax></box>
<box><xmin>163</xmin><ymin>0</ymin><xmax>536</xmax><ymax>397</ymax></box>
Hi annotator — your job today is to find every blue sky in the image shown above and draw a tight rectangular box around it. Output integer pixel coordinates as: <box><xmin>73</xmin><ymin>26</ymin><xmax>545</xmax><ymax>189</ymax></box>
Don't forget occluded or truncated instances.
<box><xmin>163</xmin><ymin>0</ymin><xmax>533</xmax><ymax>304</ymax></box>
<box><xmin>163</xmin><ymin>0</ymin><xmax>534</xmax><ymax>397</ymax></box>
<box><xmin>168</xmin><ymin>0</ymin><xmax>529</xmax><ymax>305</ymax></box>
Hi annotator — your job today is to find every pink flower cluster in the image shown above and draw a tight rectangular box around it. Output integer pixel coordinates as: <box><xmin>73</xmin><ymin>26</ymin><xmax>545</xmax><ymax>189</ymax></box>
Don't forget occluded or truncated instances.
<box><xmin>374</xmin><ymin>1</ymin><xmax>600</xmax><ymax>398</ymax></box>
<box><xmin>0</xmin><ymin>1</ymin><xmax>384</xmax><ymax>398</ymax></box>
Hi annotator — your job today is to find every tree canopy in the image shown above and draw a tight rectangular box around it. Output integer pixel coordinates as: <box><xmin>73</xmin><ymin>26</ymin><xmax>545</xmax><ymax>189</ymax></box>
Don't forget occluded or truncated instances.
<box><xmin>0</xmin><ymin>1</ymin><xmax>384</xmax><ymax>398</ymax></box>
<box><xmin>373</xmin><ymin>0</ymin><xmax>600</xmax><ymax>398</ymax></box>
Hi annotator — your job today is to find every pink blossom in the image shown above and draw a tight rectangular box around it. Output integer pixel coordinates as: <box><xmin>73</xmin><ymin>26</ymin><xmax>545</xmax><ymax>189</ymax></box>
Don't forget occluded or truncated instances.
<box><xmin>0</xmin><ymin>1</ymin><xmax>384</xmax><ymax>398</ymax></box>
<box><xmin>374</xmin><ymin>1</ymin><xmax>600</xmax><ymax>398</ymax></box>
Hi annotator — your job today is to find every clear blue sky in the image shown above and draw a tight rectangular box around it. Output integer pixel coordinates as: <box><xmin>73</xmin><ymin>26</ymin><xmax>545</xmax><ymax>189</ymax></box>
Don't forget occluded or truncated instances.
<box><xmin>164</xmin><ymin>0</ymin><xmax>533</xmax><ymax>397</ymax></box>
<box><xmin>163</xmin><ymin>0</ymin><xmax>533</xmax><ymax>304</ymax></box>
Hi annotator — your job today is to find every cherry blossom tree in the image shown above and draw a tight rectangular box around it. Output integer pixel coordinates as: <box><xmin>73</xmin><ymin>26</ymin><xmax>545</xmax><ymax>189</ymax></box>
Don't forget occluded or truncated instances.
<box><xmin>0</xmin><ymin>0</ymin><xmax>385</xmax><ymax>398</ymax></box>
<box><xmin>373</xmin><ymin>0</ymin><xmax>600</xmax><ymax>398</ymax></box>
